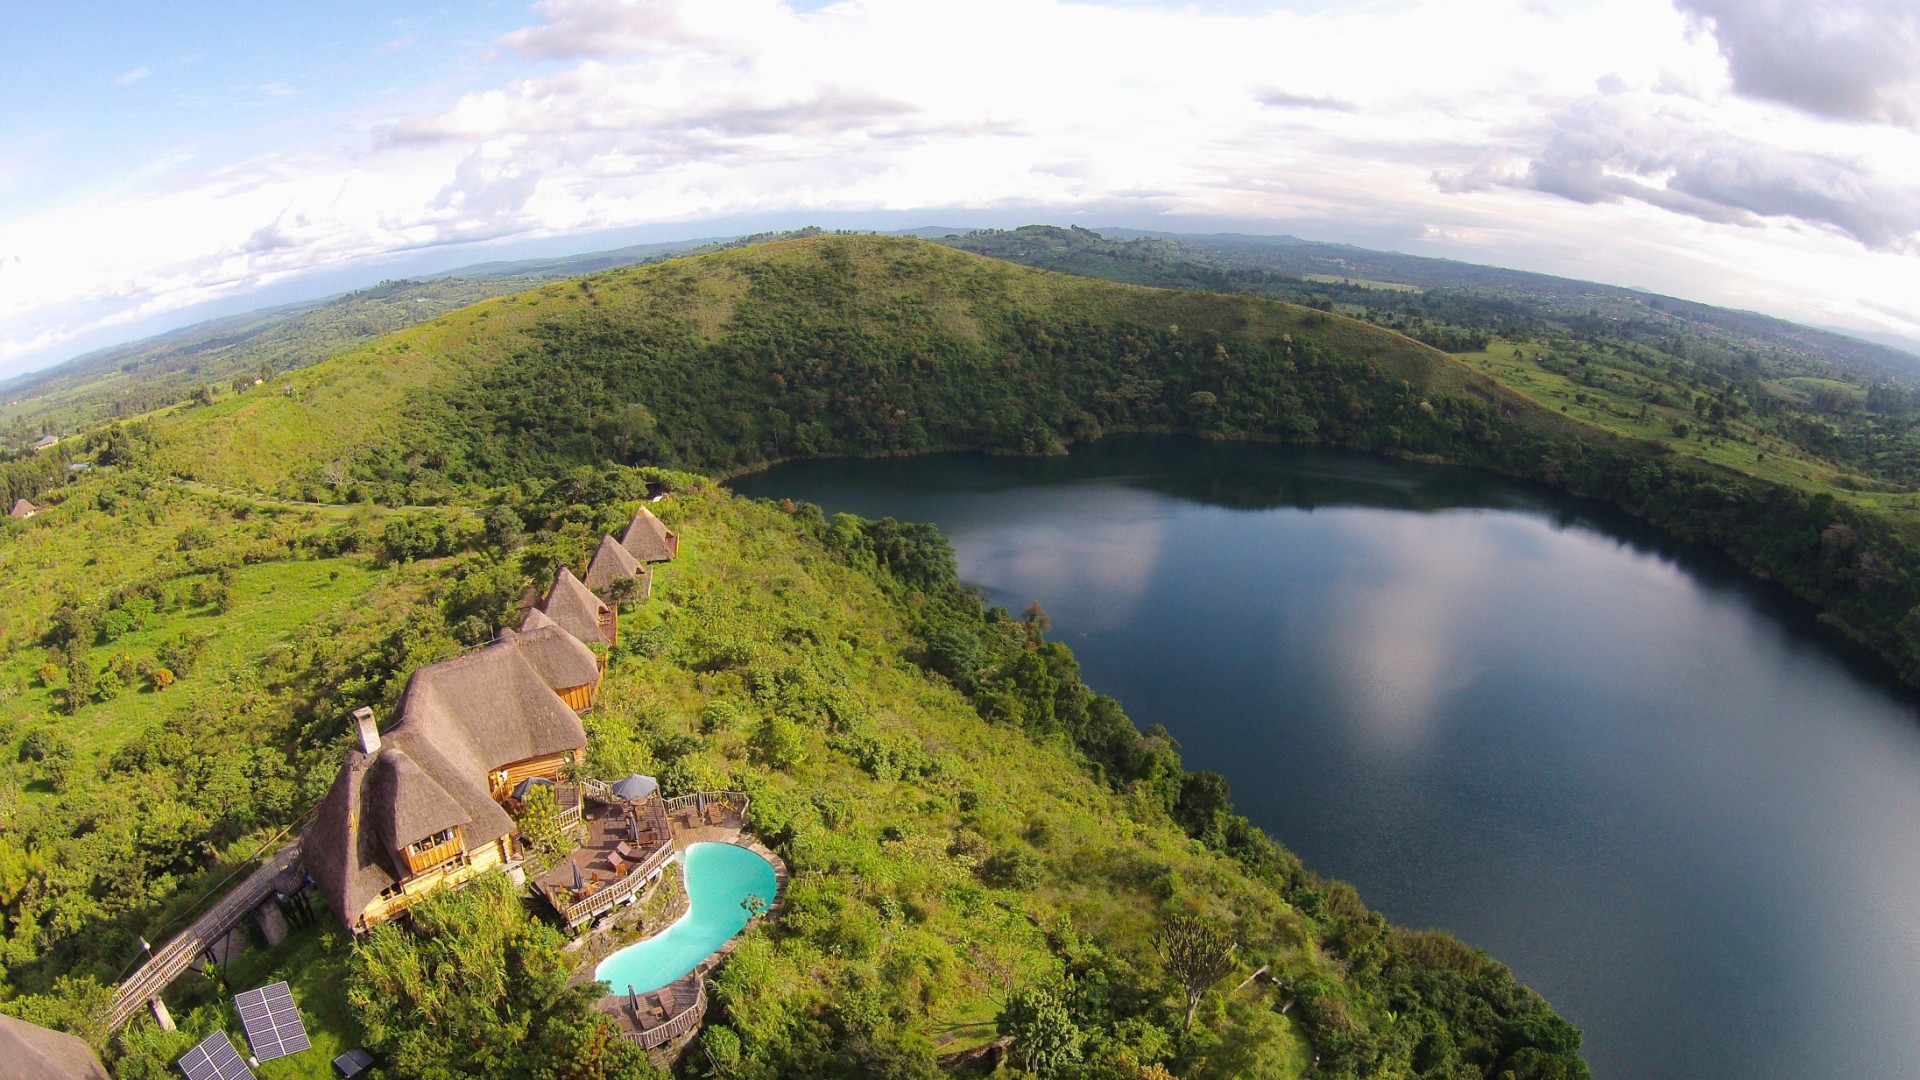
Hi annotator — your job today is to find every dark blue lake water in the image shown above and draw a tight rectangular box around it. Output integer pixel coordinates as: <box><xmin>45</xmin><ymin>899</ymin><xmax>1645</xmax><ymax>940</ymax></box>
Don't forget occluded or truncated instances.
<box><xmin>733</xmin><ymin>437</ymin><xmax>1920</xmax><ymax>1080</ymax></box>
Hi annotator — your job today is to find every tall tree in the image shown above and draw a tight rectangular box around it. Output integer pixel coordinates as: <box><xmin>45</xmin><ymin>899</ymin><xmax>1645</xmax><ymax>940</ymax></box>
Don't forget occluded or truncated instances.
<box><xmin>1158</xmin><ymin>916</ymin><xmax>1238</xmax><ymax>1033</ymax></box>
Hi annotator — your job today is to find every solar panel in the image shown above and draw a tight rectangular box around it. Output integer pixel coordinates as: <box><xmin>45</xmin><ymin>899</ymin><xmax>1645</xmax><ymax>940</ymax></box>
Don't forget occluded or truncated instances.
<box><xmin>234</xmin><ymin>981</ymin><xmax>312</xmax><ymax>1062</ymax></box>
<box><xmin>178</xmin><ymin>1030</ymin><xmax>254</xmax><ymax>1080</ymax></box>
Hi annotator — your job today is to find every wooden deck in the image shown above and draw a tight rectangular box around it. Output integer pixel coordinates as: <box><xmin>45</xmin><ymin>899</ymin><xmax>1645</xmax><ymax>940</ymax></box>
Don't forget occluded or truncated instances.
<box><xmin>109</xmin><ymin>838</ymin><xmax>305</xmax><ymax>1030</ymax></box>
<box><xmin>606</xmin><ymin>972</ymin><xmax>706</xmax><ymax>1054</ymax></box>
<box><xmin>540</xmin><ymin>795</ymin><xmax>672</xmax><ymax>926</ymax></box>
<box><xmin>663</xmin><ymin>791</ymin><xmax>746</xmax><ymax>841</ymax></box>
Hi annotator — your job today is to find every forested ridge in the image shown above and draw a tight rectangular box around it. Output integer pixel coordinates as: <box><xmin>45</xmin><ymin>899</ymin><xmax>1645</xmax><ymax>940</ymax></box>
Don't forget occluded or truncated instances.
<box><xmin>145</xmin><ymin>234</ymin><xmax>1920</xmax><ymax>688</ymax></box>
<box><xmin>0</xmin><ymin>235</ymin><xmax>1617</xmax><ymax>1079</ymax></box>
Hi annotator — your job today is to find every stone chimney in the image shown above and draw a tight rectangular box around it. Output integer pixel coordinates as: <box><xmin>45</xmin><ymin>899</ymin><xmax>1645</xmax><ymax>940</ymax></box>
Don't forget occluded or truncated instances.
<box><xmin>352</xmin><ymin>707</ymin><xmax>381</xmax><ymax>754</ymax></box>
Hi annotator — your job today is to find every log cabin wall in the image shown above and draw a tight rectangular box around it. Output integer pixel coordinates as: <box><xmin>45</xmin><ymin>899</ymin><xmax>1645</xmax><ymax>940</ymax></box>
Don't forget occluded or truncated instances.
<box><xmin>361</xmin><ymin>834</ymin><xmax>511</xmax><ymax>927</ymax></box>
<box><xmin>490</xmin><ymin>752</ymin><xmax>577</xmax><ymax>799</ymax></box>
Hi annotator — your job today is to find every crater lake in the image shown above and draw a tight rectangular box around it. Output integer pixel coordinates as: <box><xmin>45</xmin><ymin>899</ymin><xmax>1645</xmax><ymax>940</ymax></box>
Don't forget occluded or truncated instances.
<box><xmin>734</xmin><ymin>436</ymin><xmax>1920</xmax><ymax>1080</ymax></box>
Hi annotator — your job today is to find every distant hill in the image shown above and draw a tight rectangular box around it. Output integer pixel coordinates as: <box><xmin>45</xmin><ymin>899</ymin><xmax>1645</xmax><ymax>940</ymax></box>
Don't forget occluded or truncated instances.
<box><xmin>126</xmin><ymin>231</ymin><xmax>1920</xmax><ymax>696</ymax></box>
<box><xmin>147</xmin><ymin>233</ymin><xmax>1577</xmax><ymax>499</ymax></box>
<box><xmin>12</xmin><ymin>221</ymin><xmax>1913</xmax><ymax>454</ymax></box>
<box><xmin>962</xmin><ymin>226</ymin><xmax>1920</xmax><ymax>381</ymax></box>
<box><xmin>0</xmin><ymin>239</ymin><xmax>722</xmax><ymax>443</ymax></box>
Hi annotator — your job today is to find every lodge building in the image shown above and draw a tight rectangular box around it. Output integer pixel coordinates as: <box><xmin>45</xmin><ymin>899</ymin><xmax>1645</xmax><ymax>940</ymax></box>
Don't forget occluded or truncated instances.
<box><xmin>302</xmin><ymin>506</ymin><xmax>675</xmax><ymax>931</ymax></box>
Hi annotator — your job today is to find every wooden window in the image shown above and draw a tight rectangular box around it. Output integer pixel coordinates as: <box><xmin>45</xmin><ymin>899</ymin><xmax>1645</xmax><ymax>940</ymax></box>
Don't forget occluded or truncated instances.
<box><xmin>405</xmin><ymin>827</ymin><xmax>463</xmax><ymax>874</ymax></box>
<box><xmin>409</xmin><ymin>828</ymin><xmax>457</xmax><ymax>855</ymax></box>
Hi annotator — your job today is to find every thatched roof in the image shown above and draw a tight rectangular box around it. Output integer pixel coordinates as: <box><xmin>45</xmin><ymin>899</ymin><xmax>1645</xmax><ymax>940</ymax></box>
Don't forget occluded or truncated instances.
<box><xmin>619</xmin><ymin>505</ymin><xmax>678</xmax><ymax>563</ymax></box>
<box><xmin>538</xmin><ymin>567</ymin><xmax>609</xmax><ymax>647</ymax></box>
<box><xmin>8</xmin><ymin>499</ymin><xmax>36</xmax><ymax>519</ymax></box>
<box><xmin>368</xmin><ymin>747</ymin><xmax>471</xmax><ymax>857</ymax></box>
<box><xmin>0</xmin><ymin>1014</ymin><xmax>110</xmax><ymax>1080</ymax></box>
<box><xmin>302</xmin><ymin>636</ymin><xmax>588</xmax><ymax>926</ymax></box>
<box><xmin>583</xmin><ymin>535</ymin><xmax>642</xmax><ymax>599</ymax></box>
<box><xmin>501</xmin><ymin>617</ymin><xmax>600</xmax><ymax>691</ymax></box>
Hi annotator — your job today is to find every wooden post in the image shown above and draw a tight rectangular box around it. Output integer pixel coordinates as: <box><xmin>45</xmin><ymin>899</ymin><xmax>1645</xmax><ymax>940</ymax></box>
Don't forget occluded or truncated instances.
<box><xmin>149</xmin><ymin>996</ymin><xmax>175</xmax><ymax>1032</ymax></box>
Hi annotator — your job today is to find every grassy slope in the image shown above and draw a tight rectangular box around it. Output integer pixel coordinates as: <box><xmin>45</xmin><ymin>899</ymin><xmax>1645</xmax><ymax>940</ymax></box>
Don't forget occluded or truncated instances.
<box><xmin>0</xmin><ymin>485</ymin><xmax>394</xmax><ymax>770</ymax></box>
<box><xmin>148</xmin><ymin>235</ymin><xmax>1592</xmax><ymax>493</ymax></box>
<box><xmin>128</xmin><ymin>233</ymin><xmax>1920</xmax><ymax>679</ymax></box>
<box><xmin>589</xmin><ymin>491</ymin><xmax>1321</xmax><ymax>1069</ymax></box>
<box><xmin>1451</xmin><ymin>338</ymin><xmax>1920</xmax><ymax>526</ymax></box>
<box><xmin>96</xmin><ymin>488</ymin><xmax>1351</xmax><ymax>1077</ymax></box>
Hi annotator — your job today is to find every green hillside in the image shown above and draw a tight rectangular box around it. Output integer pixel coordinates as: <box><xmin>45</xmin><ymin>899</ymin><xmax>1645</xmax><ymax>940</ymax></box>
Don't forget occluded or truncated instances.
<box><xmin>136</xmin><ymin>234</ymin><xmax>1920</xmax><ymax>688</ymax></box>
<box><xmin>9</xmin><ymin>230</ymin><xmax>1920</xmax><ymax>1078</ymax></box>
<box><xmin>146</xmin><ymin>234</ymin><xmax>1584</xmax><ymax>495</ymax></box>
<box><xmin>0</xmin><ymin>466</ymin><xmax>1588</xmax><ymax>1080</ymax></box>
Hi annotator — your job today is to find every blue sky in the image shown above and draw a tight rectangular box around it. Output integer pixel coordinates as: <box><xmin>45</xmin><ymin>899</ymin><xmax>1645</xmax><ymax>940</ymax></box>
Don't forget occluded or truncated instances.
<box><xmin>2</xmin><ymin>4</ymin><xmax>526</xmax><ymax>214</ymax></box>
<box><xmin>2</xmin><ymin>0</ymin><xmax>1917</xmax><ymax>377</ymax></box>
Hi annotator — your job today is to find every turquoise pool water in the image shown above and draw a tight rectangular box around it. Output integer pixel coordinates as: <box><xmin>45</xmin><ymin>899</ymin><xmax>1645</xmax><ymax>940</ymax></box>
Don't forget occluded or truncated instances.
<box><xmin>594</xmin><ymin>842</ymin><xmax>778</xmax><ymax>995</ymax></box>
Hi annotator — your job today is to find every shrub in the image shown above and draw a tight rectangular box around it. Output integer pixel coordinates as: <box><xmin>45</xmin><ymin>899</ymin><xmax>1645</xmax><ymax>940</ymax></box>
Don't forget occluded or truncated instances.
<box><xmin>980</xmin><ymin>848</ymin><xmax>1042</xmax><ymax>890</ymax></box>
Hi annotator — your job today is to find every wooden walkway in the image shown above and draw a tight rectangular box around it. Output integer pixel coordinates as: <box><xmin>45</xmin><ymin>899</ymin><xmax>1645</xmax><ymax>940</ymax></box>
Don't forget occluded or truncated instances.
<box><xmin>108</xmin><ymin>839</ymin><xmax>304</xmax><ymax>1031</ymax></box>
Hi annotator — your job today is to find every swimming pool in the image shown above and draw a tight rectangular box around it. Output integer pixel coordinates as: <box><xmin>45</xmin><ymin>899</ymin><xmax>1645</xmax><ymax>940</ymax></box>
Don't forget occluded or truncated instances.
<box><xmin>594</xmin><ymin>842</ymin><xmax>778</xmax><ymax>995</ymax></box>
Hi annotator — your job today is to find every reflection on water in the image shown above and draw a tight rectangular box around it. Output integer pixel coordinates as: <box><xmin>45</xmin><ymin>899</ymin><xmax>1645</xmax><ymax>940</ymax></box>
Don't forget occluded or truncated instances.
<box><xmin>734</xmin><ymin>437</ymin><xmax>1920</xmax><ymax>1080</ymax></box>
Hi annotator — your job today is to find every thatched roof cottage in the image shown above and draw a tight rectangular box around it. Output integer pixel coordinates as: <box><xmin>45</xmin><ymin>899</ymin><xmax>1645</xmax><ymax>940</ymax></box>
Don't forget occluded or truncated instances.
<box><xmin>539</xmin><ymin>566</ymin><xmax>616</xmax><ymax>648</ymax></box>
<box><xmin>302</xmin><ymin>624</ymin><xmax>600</xmax><ymax>931</ymax></box>
<box><xmin>620</xmin><ymin>505</ymin><xmax>679</xmax><ymax>563</ymax></box>
<box><xmin>9</xmin><ymin>498</ymin><xmax>36</xmax><ymax>519</ymax></box>
<box><xmin>583</xmin><ymin>534</ymin><xmax>649</xmax><ymax>603</ymax></box>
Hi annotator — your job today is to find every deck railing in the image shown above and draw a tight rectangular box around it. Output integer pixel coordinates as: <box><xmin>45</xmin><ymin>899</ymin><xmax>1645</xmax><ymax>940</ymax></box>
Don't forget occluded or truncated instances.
<box><xmin>557</xmin><ymin>784</ymin><xmax>585</xmax><ymax>829</ymax></box>
<box><xmin>621</xmin><ymin>974</ymin><xmax>707</xmax><ymax>1050</ymax></box>
<box><xmin>558</xmin><ymin>841</ymin><xmax>673</xmax><ymax>926</ymax></box>
<box><xmin>663</xmin><ymin>790</ymin><xmax>750</xmax><ymax>824</ymax></box>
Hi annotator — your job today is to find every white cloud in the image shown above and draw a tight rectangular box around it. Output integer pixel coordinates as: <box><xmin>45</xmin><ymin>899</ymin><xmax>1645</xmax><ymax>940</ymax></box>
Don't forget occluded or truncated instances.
<box><xmin>4</xmin><ymin>0</ymin><xmax>1919</xmax><ymax>372</ymax></box>
<box><xmin>115</xmin><ymin>66</ymin><xmax>152</xmax><ymax>86</ymax></box>
<box><xmin>1676</xmin><ymin>0</ymin><xmax>1920</xmax><ymax>128</ymax></box>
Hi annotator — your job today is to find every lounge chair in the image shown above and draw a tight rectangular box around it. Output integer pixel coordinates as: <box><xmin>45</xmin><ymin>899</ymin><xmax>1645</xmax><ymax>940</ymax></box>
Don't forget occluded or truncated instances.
<box><xmin>614</xmin><ymin>840</ymin><xmax>641</xmax><ymax>861</ymax></box>
<box><xmin>607</xmin><ymin>852</ymin><xmax>632</xmax><ymax>874</ymax></box>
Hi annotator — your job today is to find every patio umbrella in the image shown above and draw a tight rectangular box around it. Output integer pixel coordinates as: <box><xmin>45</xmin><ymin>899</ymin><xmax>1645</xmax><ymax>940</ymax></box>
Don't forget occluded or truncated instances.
<box><xmin>512</xmin><ymin>776</ymin><xmax>556</xmax><ymax>801</ymax></box>
<box><xmin>610</xmin><ymin>774</ymin><xmax>658</xmax><ymax>802</ymax></box>
<box><xmin>571</xmin><ymin>861</ymin><xmax>583</xmax><ymax>892</ymax></box>
<box><xmin>696</xmin><ymin>791</ymin><xmax>706</xmax><ymax>816</ymax></box>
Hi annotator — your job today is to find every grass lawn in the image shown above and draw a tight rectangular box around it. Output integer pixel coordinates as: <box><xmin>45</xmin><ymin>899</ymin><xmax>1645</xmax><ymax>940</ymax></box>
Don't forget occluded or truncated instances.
<box><xmin>1302</xmin><ymin>274</ymin><xmax>1423</xmax><ymax>294</ymax></box>
<box><xmin>5</xmin><ymin>554</ymin><xmax>388</xmax><ymax>770</ymax></box>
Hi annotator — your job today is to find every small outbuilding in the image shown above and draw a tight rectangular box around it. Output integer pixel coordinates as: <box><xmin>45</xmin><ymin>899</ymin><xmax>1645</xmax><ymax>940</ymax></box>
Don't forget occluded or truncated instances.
<box><xmin>619</xmin><ymin>506</ymin><xmax>680</xmax><ymax>563</ymax></box>
<box><xmin>0</xmin><ymin>1013</ymin><xmax>111</xmax><ymax>1080</ymax></box>
<box><xmin>31</xmin><ymin>434</ymin><xmax>57</xmax><ymax>451</ymax></box>
<box><xmin>583</xmin><ymin>534</ymin><xmax>649</xmax><ymax>603</ymax></box>
<box><xmin>538</xmin><ymin>567</ymin><xmax>615</xmax><ymax>648</ymax></box>
<box><xmin>9</xmin><ymin>498</ymin><xmax>37</xmax><ymax>519</ymax></box>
